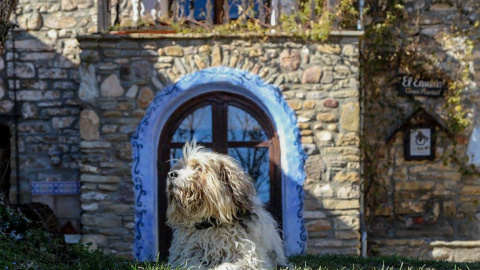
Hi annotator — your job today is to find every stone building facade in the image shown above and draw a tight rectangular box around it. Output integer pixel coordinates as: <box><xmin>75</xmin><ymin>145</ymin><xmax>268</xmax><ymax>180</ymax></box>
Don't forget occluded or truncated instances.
<box><xmin>76</xmin><ymin>33</ymin><xmax>362</xmax><ymax>258</ymax></box>
<box><xmin>0</xmin><ymin>0</ymin><xmax>364</xmax><ymax>259</ymax></box>
<box><xmin>1</xmin><ymin>0</ymin><xmax>479</xmax><ymax>263</ymax></box>
<box><xmin>0</xmin><ymin>0</ymin><xmax>97</xmax><ymax>236</ymax></box>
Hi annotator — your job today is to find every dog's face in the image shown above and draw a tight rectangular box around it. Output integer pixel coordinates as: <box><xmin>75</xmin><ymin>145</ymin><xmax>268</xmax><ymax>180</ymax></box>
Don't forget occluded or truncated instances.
<box><xmin>166</xmin><ymin>143</ymin><xmax>255</xmax><ymax>228</ymax></box>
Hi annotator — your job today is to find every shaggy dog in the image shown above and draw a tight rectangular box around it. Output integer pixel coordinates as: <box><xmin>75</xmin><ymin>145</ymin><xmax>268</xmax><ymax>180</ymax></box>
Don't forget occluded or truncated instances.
<box><xmin>166</xmin><ymin>143</ymin><xmax>287</xmax><ymax>270</ymax></box>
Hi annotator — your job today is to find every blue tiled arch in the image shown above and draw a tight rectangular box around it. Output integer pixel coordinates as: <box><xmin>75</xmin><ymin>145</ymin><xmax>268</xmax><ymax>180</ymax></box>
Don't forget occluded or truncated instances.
<box><xmin>131</xmin><ymin>67</ymin><xmax>307</xmax><ymax>261</ymax></box>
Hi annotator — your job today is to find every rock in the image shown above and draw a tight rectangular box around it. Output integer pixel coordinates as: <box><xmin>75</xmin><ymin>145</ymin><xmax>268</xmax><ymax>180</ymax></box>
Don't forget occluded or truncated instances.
<box><xmin>18</xmin><ymin>13</ymin><xmax>43</xmax><ymax>30</ymax></box>
<box><xmin>22</xmin><ymin>102</ymin><xmax>38</xmax><ymax>118</ymax></box>
<box><xmin>13</xmin><ymin>62</ymin><xmax>35</xmax><ymax>78</ymax></box>
<box><xmin>194</xmin><ymin>55</ymin><xmax>206</xmax><ymax>69</ymax></box>
<box><xmin>81</xmin><ymin>234</ymin><xmax>107</xmax><ymax>250</ymax></box>
<box><xmin>342</xmin><ymin>45</ymin><xmax>357</xmax><ymax>56</ymax></box>
<box><xmin>301</xmin><ymin>136</ymin><xmax>314</xmax><ymax>143</ymax></box>
<box><xmin>157</xmin><ymin>56</ymin><xmax>174</xmax><ymax>63</ymax></box>
<box><xmin>337</xmin><ymin>186</ymin><xmax>360</xmax><ymax>199</ymax></box>
<box><xmin>340</xmin><ymin>102</ymin><xmax>360</xmax><ymax>132</ymax></box>
<box><xmin>137</xmin><ymin>87</ymin><xmax>154</xmax><ymax>109</ymax></box>
<box><xmin>323</xmin><ymin>99</ymin><xmax>339</xmax><ymax>108</ymax></box>
<box><xmin>316</xmin><ymin>113</ymin><xmax>337</xmax><ymax>122</ymax></box>
<box><xmin>338</xmin><ymin>133</ymin><xmax>359</xmax><ymax>146</ymax></box>
<box><xmin>306</xmin><ymin>220</ymin><xmax>332</xmax><ymax>231</ymax></box>
<box><xmin>304</xmin><ymin>211</ymin><xmax>327</xmax><ymax>219</ymax></box>
<box><xmin>79</xmin><ymin>64</ymin><xmax>99</xmax><ymax>102</ymax></box>
<box><xmin>334</xmin><ymin>171</ymin><xmax>360</xmax><ymax>182</ymax></box>
<box><xmin>80</xmin><ymin>110</ymin><xmax>100</xmax><ymax>141</ymax></box>
<box><xmin>320</xmin><ymin>70</ymin><xmax>334</xmax><ymax>84</ymax></box>
<box><xmin>0</xmin><ymin>100</ymin><xmax>14</xmax><ymax>113</ymax></box>
<box><xmin>125</xmin><ymin>85</ymin><xmax>138</xmax><ymax>98</ymax></box>
<box><xmin>287</xmin><ymin>100</ymin><xmax>302</xmax><ymax>110</ymax></box>
<box><xmin>61</xmin><ymin>0</ymin><xmax>76</xmax><ymax>10</ymax></box>
<box><xmin>81</xmin><ymin>191</ymin><xmax>110</xmax><ymax>202</ymax></box>
<box><xmin>81</xmin><ymin>203</ymin><xmax>99</xmax><ymax>211</ymax></box>
<box><xmin>164</xmin><ymin>46</ymin><xmax>184</xmax><ymax>56</ymax></box>
<box><xmin>317</xmin><ymin>44</ymin><xmax>341</xmax><ymax>54</ymax></box>
<box><xmin>44</xmin><ymin>14</ymin><xmax>77</xmax><ymax>29</ymax></box>
<box><xmin>321</xmin><ymin>199</ymin><xmax>360</xmax><ymax>210</ymax></box>
<box><xmin>52</xmin><ymin>116</ymin><xmax>75</xmax><ymax>129</ymax></box>
<box><xmin>327</xmin><ymin>124</ymin><xmax>338</xmax><ymax>132</ymax></box>
<box><xmin>279</xmin><ymin>50</ymin><xmax>301</xmax><ymax>71</ymax></box>
<box><xmin>132</xmin><ymin>60</ymin><xmax>152</xmax><ymax>82</ymax></box>
<box><xmin>101</xmin><ymin>74</ymin><xmax>124</xmax><ymax>97</ymax></box>
<box><xmin>248</xmin><ymin>47</ymin><xmax>262</xmax><ymax>57</ymax></box>
<box><xmin>335</xmin><ymin>231</ymin><xmax>360</xmax><ymax>240</ymax></box>
<box><xmin>305</xmin><ymin>155</ymin><xmax>326</xmax><ymax>180</ymax></box>
<box><xmin>304</xmin><ymin>100</ymin><xmax>316</xmax><ymax>109</ymax></box>
<box><xmin>80</xmin><ymin>50</ymin><xmax>100</xmax><ymax>62</ymax></box>
<box><xmin>81</xmin><ymin>141</ymin><xmax>111</xmax><ymax>148</ymax></box>
<box><xmin>312</xmin><ymin>184</ymin><xmax>334</xmax><ymax>197</ymax></box>
<box><xmin>302</xmin><ymin>67</ymin><xmax>322</xmax><ymax>84</ymax></box>
<box><xmin>316</xmin><ymin>131</ymin><xmax>333</xmax><ymax>141</ymax></box>
<box><xmin>199</xmin><ymin>45</ymin><xmax>210</xmax><ymax>53</ymax></box>
<box><xmin>81</xmin><ymin>174</ymin><xmax>120</xmax><ymax>183</ymax></box>
<box><xmin>212</xmin><ymin>45</ymin><xmax>222</xmax><ymax>66</ymax></box>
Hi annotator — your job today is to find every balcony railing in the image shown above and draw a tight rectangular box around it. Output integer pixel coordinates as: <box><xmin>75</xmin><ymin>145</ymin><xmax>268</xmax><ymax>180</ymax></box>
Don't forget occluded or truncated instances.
<box><xmin>98</xmin><ymin>0</ymin><xmax>360</xmax><ymax>33</ymax></box>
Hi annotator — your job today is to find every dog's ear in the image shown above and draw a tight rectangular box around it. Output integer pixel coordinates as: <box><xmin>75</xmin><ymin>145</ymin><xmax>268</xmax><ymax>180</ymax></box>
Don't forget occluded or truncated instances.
<box><xmin>219</xmin><ymin>157</ymin><xmax>254</xmax><ymax>217</ymax></box>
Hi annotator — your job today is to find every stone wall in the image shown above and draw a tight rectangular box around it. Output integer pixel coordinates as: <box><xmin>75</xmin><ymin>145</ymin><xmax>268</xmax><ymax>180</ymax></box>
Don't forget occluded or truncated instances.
<box><xmin>367</xmin><ymin>0</ymin><xmax>480</xmax><ymax>261</ymax></box>
<box><xmin>77</xmin><ymin>33</ymin><xmax>362</xmax><ymax>257</ymax></box>
<box><xmin>0</xmin><ymin>0</ymin><xmax>97</xmax><ymax>234</ymax></box>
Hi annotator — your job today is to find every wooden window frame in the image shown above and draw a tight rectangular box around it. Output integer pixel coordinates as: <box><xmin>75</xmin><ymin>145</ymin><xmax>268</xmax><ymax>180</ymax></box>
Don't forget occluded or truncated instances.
<box><xmin>157</xmin><ymin>92</ymin><xmax>281</xmax><ymax>257</ymax></box>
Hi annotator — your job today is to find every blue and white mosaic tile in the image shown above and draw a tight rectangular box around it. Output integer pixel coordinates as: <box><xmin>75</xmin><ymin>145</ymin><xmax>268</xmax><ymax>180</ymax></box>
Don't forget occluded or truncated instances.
<box><xmin>31</xmin><ymin>181</ymin><xmax>81</xmax><ymax>195</ymax></box>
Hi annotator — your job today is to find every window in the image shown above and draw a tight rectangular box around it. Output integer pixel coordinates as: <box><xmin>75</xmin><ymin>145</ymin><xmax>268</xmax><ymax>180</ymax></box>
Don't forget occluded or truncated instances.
<box><xmin>157</xmin><ymin>92</ymin><xmax>281</xmax><ymax>256</ymax></box>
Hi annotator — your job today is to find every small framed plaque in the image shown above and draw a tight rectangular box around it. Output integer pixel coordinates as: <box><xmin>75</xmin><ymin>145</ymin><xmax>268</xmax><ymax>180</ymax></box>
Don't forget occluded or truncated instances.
<box><xmin>404</xmin><ymin>124</ymin><xmax>435</xmax><ymax>161</ymax></box>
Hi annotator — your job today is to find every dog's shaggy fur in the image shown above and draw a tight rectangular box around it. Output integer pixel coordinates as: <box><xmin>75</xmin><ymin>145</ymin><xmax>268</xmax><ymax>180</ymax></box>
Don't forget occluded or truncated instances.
<box><xmin>166</xmin><ymin>143</ymin><xmax>286</xmax><ymax>270</ymax></box>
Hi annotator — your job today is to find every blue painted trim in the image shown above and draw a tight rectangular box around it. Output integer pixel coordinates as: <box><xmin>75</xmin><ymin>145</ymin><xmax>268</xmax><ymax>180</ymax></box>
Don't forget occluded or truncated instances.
<box><xmin>131</xmin><ymin>67</ymin><xmax>307</xmax><ymax>261</ymax></box>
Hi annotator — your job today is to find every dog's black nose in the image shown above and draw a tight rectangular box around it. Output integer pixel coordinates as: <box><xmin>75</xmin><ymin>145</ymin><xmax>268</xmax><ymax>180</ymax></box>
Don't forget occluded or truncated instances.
<box><xmin>168</xmin><ymin>171</ymin><xmax>178</xmax><ymax>178</ymax></box>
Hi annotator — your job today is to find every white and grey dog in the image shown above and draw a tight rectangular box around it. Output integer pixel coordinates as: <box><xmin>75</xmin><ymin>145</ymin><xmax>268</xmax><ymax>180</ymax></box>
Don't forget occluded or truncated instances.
<box><xmin>166</xmin><ymin>143</ymin><xmax>287</xmax><ymax>270</ymax></box>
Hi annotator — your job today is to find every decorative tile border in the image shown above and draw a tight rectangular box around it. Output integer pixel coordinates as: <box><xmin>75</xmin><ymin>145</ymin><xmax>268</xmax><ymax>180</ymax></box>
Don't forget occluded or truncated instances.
<box><xmin>132</xmin><ymin>67</ymin><xmax>307</xmax><ymax>261</ymax></box>
<box><xmin>31</xmin><ymin>181</ymin><xmax>81</xmax><ymax>195</ymax></box>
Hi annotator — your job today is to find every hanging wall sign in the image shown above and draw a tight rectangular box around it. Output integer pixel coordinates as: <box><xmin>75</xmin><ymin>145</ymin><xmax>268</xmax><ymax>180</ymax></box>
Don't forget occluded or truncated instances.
<box><xmin>398</xmin><ymin>75</ymin><xmax>445</xmax><ymax>97</ymax></box>
<box><xmin>404</xmin><ymin>124</ymin><xmax>436</xmax><ymax>161</ymax></box>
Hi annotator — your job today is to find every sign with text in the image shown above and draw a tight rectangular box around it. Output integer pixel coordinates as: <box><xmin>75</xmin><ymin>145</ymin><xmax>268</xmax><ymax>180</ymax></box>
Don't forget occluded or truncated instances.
<box><xmin>398</xmin><ymin>75</ymin><xmax>445</xmax><ymax>97</ymax></box>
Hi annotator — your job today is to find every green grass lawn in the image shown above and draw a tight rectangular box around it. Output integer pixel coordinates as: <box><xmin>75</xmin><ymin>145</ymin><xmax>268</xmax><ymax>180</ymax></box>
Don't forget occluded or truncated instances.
<box><xmin>2</xmin><ymin>236</ymin><xmax>479</xmax><ymax>270</ymax></box>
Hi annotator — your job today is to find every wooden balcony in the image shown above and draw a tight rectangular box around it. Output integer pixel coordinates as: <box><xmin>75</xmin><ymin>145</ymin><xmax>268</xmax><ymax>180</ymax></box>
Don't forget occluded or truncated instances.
<box><xmin>98</xmin><ymin>0</ymin><xmax>359</xmax><ymax>33</ymax></box>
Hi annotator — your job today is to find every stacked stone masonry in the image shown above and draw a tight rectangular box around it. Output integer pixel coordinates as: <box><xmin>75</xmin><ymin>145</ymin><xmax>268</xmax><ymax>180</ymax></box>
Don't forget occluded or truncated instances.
<box><xmin>1</xmin><ymin>0</ymin><xmax>479</xmax><ymax>262</ymax></box>
<box><xmin>366</xmin><ymin>0</ymin><xmax>480</xmax><ymax>262</ymax></box>
<box><xmin>0</xmin><ymin>0</ymin><xmax>97</xmax><ymax>237</ymax></box>
<box><xmin>76</xmin><ymin>34</ymin><xmax>362</xmax><ymax>257</ymax></box>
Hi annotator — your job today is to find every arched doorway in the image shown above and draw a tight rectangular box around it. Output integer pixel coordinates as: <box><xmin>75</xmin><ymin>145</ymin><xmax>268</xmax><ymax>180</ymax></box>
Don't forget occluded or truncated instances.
<box><xmin>132</xmin><ymin>67</ymin><xmax>306</xmax><ymax>261</ymax></box>
<box><xmin>157</xmin><ymin>92</ymin><xmax>282</xmax><ymax>257</ymax></box>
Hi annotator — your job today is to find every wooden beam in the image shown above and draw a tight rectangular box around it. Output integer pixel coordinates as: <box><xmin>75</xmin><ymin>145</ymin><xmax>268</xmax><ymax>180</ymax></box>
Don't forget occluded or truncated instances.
<box><xmin>159</xmin><ymin>0</ymin><xmax>170</xmax><ymax>21</ymax></box>
<box><xmin>257</xmin><ymin>0</ymin><xmax>265</xmax><ymax>23</ymax></box>
<box><xmin>97</xmin><ymin>0</ymin><xmax>111</xmax><ymax>33</ymax></box>
<box><xmin>214</xmin><ymin>0</ymin><xmax>223</xmax><ymax>24</ymax></box>
<box><xmin>206</xmin><ymin>0</ymin><xmax>214</xmax><ymax>26</ymax></box>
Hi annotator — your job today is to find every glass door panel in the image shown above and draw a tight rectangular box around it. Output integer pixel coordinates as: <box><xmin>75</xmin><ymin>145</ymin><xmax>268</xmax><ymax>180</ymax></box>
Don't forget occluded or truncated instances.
<box><xmin>228</xmin><ymin>147</ymin><xmax>270</xmax><ymax>204</ymax></box>
<box><xmin>172</xmin><ymin>105</ymin><xmax>212</xmax><ymax>143</ymax></box>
